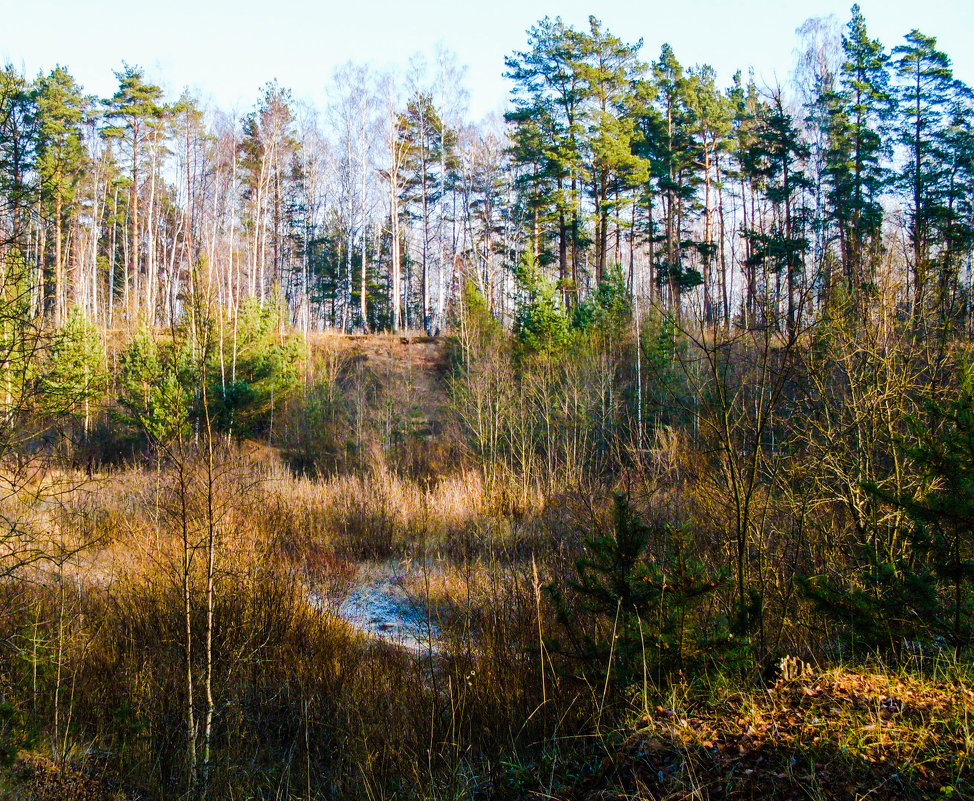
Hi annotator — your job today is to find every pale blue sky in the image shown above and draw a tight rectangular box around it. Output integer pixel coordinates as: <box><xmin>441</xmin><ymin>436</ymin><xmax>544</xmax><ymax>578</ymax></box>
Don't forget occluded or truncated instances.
<box><xmin>3</xmin><ymin>0</ymin><xmax>972</xmax><ymax>120</ymax></box>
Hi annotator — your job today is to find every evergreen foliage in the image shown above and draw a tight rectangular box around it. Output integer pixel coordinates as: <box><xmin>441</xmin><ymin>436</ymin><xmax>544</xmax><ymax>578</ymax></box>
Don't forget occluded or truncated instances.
<box><xmin>572</xmin><ymin>265</ymin><xmax>631</xmax><ymax>337</ymax></box>
<box><xmin>548</xmin><ymin>495</ymin><xmax>731</xmax><ymax>692</ymax></box>
<box><xmin>802</xmin><ymin>360</ymin><xmax>974</xmax><ymax>653</ymax></box>
<box><xmin>821</xmin><ymin>4</ymin><xmax>894</xmax><ymax>299</ymax></box>
<box><xmin>210</xmin><ymin>296</ymin><xmax>301</xmax><ymax>436</ymax></box>
<box><xmin>40</xmin><ymin>309</ymin><xmax>107</xmax><ymax>429</ymax></box>
<box><xmin>512</xmin><ymin>250</ymin><xmax>571</xmax><ymax>357</ymax></box>
<box><xmin>116</xmin><ymin>327</ymin><xmax>191</xmax><ymax>444</ymax></box>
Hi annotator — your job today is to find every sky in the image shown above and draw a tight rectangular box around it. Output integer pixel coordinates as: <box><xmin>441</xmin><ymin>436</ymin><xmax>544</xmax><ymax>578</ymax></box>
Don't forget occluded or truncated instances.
<box><xmin>3</xmin><ymin>0</ymin><xmax>973</xmax><ymax>121</ymax></box>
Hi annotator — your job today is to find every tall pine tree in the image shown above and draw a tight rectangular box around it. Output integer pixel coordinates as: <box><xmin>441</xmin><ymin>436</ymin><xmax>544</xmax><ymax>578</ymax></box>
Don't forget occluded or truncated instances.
<box><xmin>821</xmin><ymin>5</ymin><xmax>893</xmax><ymax>305</ymax></box>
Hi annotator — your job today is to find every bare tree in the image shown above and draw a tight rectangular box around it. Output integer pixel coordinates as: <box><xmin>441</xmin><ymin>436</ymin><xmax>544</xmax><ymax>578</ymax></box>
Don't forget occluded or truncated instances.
<box><xmin>330</xmin><ymin>63</ymin><xmax>378</xmax><ymax>332</ymax></box>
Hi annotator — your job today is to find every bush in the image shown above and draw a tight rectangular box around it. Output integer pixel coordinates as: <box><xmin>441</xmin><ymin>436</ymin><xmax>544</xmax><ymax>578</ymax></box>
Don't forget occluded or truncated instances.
<box><xmin>547</xmin><ymin>495</ymin><xmax>732</xmax><ymax>694</ymax></box>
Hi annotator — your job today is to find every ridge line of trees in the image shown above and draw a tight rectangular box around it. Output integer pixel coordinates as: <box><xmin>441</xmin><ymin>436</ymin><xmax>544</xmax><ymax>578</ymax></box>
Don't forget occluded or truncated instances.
<box><xmin>0</xmin><ymin>6</ymin><xmax>972</xmax><ymax>342</ymax></box>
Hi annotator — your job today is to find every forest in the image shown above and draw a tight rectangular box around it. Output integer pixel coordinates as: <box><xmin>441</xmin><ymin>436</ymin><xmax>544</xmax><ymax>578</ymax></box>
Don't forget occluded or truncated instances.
<box><xmin>0</xmin><ymin>4</ymin><xmax>973</xmax><ymax>799</ymax></box>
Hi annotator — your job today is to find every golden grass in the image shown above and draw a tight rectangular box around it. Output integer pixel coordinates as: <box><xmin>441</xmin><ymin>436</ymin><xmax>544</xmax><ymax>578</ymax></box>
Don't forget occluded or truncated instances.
<box><xmin>5</xmin><ymin>454</ymin><xmax>972</xmax><ymax>801</ymax></box>
<box><xmin>566</xmin><ymin>662</ymin><xmax>974</xmax><ymax>800</ymax></box>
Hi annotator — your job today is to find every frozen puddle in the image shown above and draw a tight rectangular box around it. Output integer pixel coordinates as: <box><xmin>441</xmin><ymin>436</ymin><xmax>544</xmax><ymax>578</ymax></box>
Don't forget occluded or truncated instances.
<box><xmin>326</xmin><ymin>567</ymin><xmax>441</xmax><ymax>654</ymax></box>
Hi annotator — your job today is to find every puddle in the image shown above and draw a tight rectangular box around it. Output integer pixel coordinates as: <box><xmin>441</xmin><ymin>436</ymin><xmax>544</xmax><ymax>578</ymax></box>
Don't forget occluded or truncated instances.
<box><xmin>315</xmin><ymin>564</ymin><xmax>441</xmax><ymax>654</ymax></box>
<box><xmin>339</xmin><ymin>581</ymin><xmax>440</xmax><ymax>653</ymax></box>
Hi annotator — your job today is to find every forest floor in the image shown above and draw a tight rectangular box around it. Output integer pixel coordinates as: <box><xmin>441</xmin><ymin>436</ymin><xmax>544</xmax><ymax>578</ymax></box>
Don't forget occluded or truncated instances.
<box><xmin>6</xmin><ymin>661</ymin><xmax>969</xmax><ymax>800</ymax></box>
<box><xmin>552</xmin><ymin>662</ymin><xmax>972</xmax><ymax>800</ymax></box>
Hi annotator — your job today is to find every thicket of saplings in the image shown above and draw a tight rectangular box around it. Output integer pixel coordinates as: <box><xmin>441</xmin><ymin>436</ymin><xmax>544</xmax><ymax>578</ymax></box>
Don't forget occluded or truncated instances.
<box><xmin>1</xmin><ymin>274</ymin><xmax>972</xmax><ymax>800</ymax></box>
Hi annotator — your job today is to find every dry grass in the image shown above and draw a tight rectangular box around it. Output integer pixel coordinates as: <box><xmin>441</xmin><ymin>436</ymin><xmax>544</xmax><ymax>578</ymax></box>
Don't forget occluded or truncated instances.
<box><xmin>256</xmin><ymin>458</ymin><xmax>528</xmax><ymax>560</ymax></box>
<box><xmin>3</xmin><ymin>753</ymin><xmax>113</xmax><ymax>801</ymax></box>
<box><xmin>0</xmin><ymin>453</ymin><xmax>569</xmax><ymax>800</ymax></box>
<box><xmin>563</xmin><ymin>662</ymin><xmax>973</xmax><ymax>800</ymax></box>
<box><xmin>5</xmin><ymin>433</ymin><xmax>969</xmax><ymax>801</ymax></box>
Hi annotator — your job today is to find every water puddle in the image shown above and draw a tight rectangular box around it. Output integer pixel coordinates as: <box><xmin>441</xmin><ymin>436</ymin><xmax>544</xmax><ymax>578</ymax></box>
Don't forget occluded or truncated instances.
<box><xmin>315</xmin><ymin>563</ymin><xmax>441</xmax><ymax>654</ymax></box>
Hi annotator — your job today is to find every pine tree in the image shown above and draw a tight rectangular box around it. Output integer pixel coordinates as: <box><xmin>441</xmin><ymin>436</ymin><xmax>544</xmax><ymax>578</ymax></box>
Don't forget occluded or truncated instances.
<box><xmin>741</xmin><ymin>91</ymin><xmax>811</xmax><ymax>333</ymax></box>
<box><xmin>548</xmin><ymin>495</ymin><xmax>729</xmax><ymax>691</ymax></box>
<box><xmin>505</xmin><ymin>17</ymin><xmax>587</xmax><ymax>297</ymax></box>
<box><xmin>646</xmin><ymin>45</ymin><xmax>702</xmax><ymax>311</ymax></box>
<box><xmin>239</xmin><ymin>82</ymin><xmax>299</xmax><ymax>303</ymax></box>
<box><xmin>893</xmin><ymin>30</ymin><xmax>960</xmax><ymax>318</ymax></box>
<box><xmin>0</xmin><ymin>252</ymin><xmax>38</xmax><ymax>435</ymax></box>
<box><xmin>0</xmin><ymin>66</ymin><xmax>36</xmax><ymax>251</ymax></box>
<box><xmin>821</xmin><ymin>4</ymin><xmax>893</xmax><ymax>303</ymax></box>
<box><xmin>117</xmin><ymin>327</ymin><xmax>190</xmax><ymax>445</ymax></box>
<box><xmin>726</xmin><ymin>71</ymin><xmax>764</xmax><ymax>320</ymax></box>
<box><xmin>397</xmin><ymin>92</ymin><xmax>457</xmax><ymax>332</ymax></box>
<box><xmin>572</xmin><ymin>264</ymin><xmax>631</xmax><ymax>339</ymax></box>
<box><xmin>511</xmin><ymin>249</ymin><xmax>570</xmax><ymax>358</ymax></box>
<box><xmin>210</xmin><ymin>295</ymin><xmax>301</xmax><ymax>437</ymax></box>
<box><xmin>41</xmin><ymin>309</ymin><xmax>107</xmax><ymax>437</ymax></box>
<box><xmin>34</xmin><ymin>66</ymin><xmax>90</xmax><ymax>323</ymax></box>
<box><xmin>575</xmin><ymin>16</ymin><xmax>646</xmax><ymax>284</ymax></box>
<box><xmin>102</xmin><ymin>64</ymin><xmax>166</xmax><ymax>321</ymax></box>
<box><xmin>684</xmin><ymin>65</ymin><xmax>733</xmax><ymax>325</ymax></box>
<box><xmin>803</xmin><ymin>361</ymin><xmax>974</xmax><ymax>653</ymax></box>
<box><xmin>870</xmin><ymin>361</ymin><xmax>974</xmax><ymax>648</ymax></box>
<box><xmin>938</xmin><ymin>97</ymin><xmax>974</xmax><ymax>325</ymax></box>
